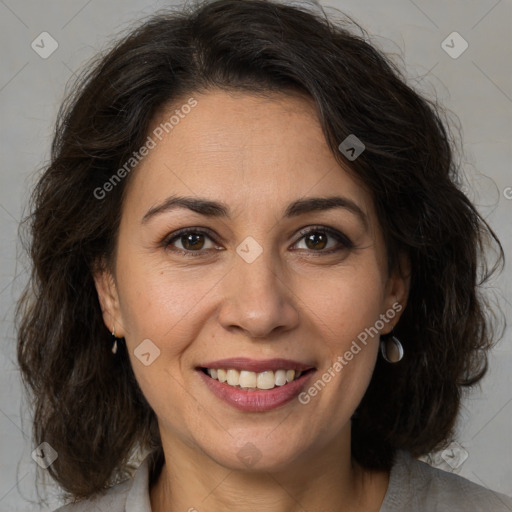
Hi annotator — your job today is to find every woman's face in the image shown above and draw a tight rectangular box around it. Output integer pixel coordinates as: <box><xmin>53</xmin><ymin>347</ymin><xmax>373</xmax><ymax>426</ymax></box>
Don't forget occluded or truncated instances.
<box><xmin>95</xmin><ymin>90</ymin><xmax>408</xmax><ymax>472</ymax></box>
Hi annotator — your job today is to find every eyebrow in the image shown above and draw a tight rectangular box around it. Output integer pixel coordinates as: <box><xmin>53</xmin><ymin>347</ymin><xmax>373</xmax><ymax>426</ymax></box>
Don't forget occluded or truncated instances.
<box><xmin>141</xmin><ymin>194</ymin><xmax>368</xmax><ymax>228</ymax></box>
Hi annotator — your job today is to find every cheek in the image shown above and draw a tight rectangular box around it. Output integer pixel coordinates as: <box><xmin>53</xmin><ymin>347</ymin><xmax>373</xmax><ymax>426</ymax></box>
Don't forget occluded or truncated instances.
<box><xmin>296</xmin><ymin>271</ymin><xmax>383</xmax><ymax>433</ymax></box>
<box><xmin>294</xmin><ymin>260</ymin><xmax>385</xmax><ymax>413</ymax></box>
<box><xmin>116</xmin><ymin>254</ymin><xmax>221</xmax><ymax>349</ymax></box>
<box><xmin>298</xmin><ymin>262</ymin><xmax>386</xmax><ymax>346</ymax></box>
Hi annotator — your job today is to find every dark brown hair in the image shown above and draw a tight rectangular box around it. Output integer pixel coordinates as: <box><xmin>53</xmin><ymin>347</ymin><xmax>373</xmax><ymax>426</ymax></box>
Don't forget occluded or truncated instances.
<box><xmin>17</xmin><ymin>0</ymin><xmax>504</xmax><ymax>500</ymax></box>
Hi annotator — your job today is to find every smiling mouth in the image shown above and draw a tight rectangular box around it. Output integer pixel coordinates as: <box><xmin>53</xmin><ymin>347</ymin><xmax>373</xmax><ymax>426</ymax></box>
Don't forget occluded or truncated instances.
<box><xmin>200</xmin><ymin>367</ymin><xmax>315</xmax><ymax>391</ymax></box>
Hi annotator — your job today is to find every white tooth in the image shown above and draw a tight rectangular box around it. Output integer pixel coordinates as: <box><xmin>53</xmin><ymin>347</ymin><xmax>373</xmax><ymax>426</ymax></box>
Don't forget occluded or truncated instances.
<box><xmin>216</xmin><ymin>368</ymin><xmax>300</xmax><ymax>389</ymax></box>
<box><xmin>227</xmin><ymin>369</ymin><xmax>240</xmax><ymax>386</ymax></box>
<box><xmin>257</xmin><ymin>371</ymin><xmax>275</xmax><ymax>390</ymax></box>
<box><xmin>274</xmin><ymin>369</ymin><xmax>287</xmax><ymax>386</ymax></box>
<box><xmin>239</xmin><ymin>370</ymin><xmax>257</xmax><ymax>388</ymax></box>
<box><xmin>286</xmin><ymin>369</ymin><xmax>295</xmax><ymax>383</ymax></box>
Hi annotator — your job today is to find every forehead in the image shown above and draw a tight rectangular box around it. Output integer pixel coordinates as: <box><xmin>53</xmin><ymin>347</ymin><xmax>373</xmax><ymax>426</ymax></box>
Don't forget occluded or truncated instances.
<box><xmin>124</xmin><ymin>90</ymin><xmax>374</xmax><ymax>223</ymax></box>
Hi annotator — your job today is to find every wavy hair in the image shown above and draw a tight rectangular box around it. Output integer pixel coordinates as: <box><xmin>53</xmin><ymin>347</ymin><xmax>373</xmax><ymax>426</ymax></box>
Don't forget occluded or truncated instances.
<box><xmin>16</xmin><ymin>0</ymin><xmax>504</xmax><ymax>499</ymax></box>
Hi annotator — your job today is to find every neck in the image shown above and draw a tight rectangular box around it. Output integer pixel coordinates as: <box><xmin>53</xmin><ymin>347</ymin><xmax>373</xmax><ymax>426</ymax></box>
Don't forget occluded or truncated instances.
<box><xmin>149</xmin><ymin>433</ymin><xmax>389</xmax><ymax>512</ymax></box>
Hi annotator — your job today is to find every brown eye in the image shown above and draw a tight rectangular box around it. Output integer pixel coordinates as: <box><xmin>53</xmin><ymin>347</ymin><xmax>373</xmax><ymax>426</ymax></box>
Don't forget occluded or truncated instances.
<box><xmin>165</xmin><ymin>229</ymin><xmax>218</xmax><ymax>254</ymax></box>
<box><xmin>303</xmin><ymin>232</ymin><xmax>328</xmax><ymax>250</ymax></box>
<box><xmin>179</xmin><ymin>232</ymin><xmax>206</xmax><ymax>250</ymax></box>
<box><xmin>293</xmin><ymin>226</ymin><xmax>354</xmax><ymax>253</ymax></box>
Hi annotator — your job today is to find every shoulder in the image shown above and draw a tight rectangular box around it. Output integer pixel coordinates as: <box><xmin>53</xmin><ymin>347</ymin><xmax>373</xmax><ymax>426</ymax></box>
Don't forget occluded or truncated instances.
<box><xmin>53</xmin><ymin>478</ymin><xmax>131</xmax><ymax>511</ymax></box>
<box><xmin>381</xmin><ymin>450</ymin><xmax>512</xmax><ymax>512</ymax></box>
<box><xmin>53</xmin><ymin>455</ymin><xmax>152</xmax><ymax>512</ymax></box>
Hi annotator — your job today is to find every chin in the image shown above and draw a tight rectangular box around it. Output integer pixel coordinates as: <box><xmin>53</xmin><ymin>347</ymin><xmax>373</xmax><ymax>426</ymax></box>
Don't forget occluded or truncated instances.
<box><xmin>199</xmin><ymin>429</ymin><xmax>314</xmax><ymax>473</ymax></box>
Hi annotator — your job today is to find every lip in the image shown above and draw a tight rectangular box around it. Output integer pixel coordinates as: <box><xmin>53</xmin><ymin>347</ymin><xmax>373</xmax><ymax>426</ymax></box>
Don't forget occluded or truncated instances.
<box><xmin>197</xmin><ymin>366</ymin><xmax>316</xmax><ymax>412</ymax></box>
<box><xmin>198</xmin><ymin>357</ymin><xmax>314</xmax><ymax>373</ymax></box>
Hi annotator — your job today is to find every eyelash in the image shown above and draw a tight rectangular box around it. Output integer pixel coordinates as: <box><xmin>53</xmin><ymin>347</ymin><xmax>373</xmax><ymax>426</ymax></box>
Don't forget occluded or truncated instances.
<box><xmin>163</xmin><ymin>226</ymin><xmax>354</xmax><ymax>257</ymax></box>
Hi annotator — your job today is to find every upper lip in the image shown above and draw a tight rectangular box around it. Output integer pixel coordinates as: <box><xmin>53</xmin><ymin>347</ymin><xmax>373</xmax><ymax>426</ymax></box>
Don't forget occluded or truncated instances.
<box><xmin>198</xmin><ymin>358</ymin><xmax>315</xmax><ymax>373</ymax></box>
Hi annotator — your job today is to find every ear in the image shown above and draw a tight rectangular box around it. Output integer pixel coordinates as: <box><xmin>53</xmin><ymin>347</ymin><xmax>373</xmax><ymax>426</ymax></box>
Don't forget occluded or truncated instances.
<box><xmin>381</xmin><ymin>251</ymin><xmax>410</xmax><ymax>335</ymax></box>
<box><xmin>93</xmin><ymin>264</ymin><xmax>125</xmax><ymax>337</ymax></box>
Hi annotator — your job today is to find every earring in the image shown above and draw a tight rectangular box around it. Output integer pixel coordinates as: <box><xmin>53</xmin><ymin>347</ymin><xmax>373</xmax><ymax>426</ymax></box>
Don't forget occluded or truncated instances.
<box><xmin>380</xmin><ymin>333</ymin><xmax>404</xmax><ymax>363</ymax></box>
<box><xmin>111</xmin><ymin>327</ymin><xmax>118</xmax><ymax>355</ymax></box>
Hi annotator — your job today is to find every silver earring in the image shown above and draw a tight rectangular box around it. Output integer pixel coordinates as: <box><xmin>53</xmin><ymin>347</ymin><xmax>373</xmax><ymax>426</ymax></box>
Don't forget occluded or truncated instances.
<box><xmin>380</xmin><ymin>334</ymin><xmax>404</xmax><ymax>363</ymax></box>
<box><xmin>111</xmin><ymin>327</ymin><xmax>118</xmax><ymax>355</ymax></box>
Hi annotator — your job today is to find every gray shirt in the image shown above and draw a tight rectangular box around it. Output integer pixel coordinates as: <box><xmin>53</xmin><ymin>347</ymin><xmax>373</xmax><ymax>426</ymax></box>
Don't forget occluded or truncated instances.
<box><xmin>56</xmin><ymin>450</ymin><xmax>512</xmax><ymax>511</ymax></box>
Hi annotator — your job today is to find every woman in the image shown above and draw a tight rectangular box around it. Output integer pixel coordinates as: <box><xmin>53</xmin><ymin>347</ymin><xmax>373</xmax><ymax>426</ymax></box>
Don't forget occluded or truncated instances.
<box><xmin>16</xmin><ymin>0</ymin><xmax>512</xmax><ymax>510</ymax></box>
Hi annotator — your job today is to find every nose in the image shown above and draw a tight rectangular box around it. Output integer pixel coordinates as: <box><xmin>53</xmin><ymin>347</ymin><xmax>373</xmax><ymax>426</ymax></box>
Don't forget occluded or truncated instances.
<box><xmin>217</xmin><ymin>248</ymin><xmax>300</xmax><ymax>339</ymax></box>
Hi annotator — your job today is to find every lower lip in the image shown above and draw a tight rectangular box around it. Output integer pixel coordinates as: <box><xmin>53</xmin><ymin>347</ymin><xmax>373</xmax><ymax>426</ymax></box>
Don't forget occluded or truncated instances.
<box><xmin>198</xmin><ymin>369</ymin><xmax>315</xmax><ymax>412</ymax></box>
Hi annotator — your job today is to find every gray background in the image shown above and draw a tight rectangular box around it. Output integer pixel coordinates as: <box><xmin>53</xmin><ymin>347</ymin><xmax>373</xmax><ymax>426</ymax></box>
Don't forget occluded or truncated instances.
<box><xmin>0</xmin><ymin>0</ymin><xmax>511</xmax><ymax>510</ymax></box>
